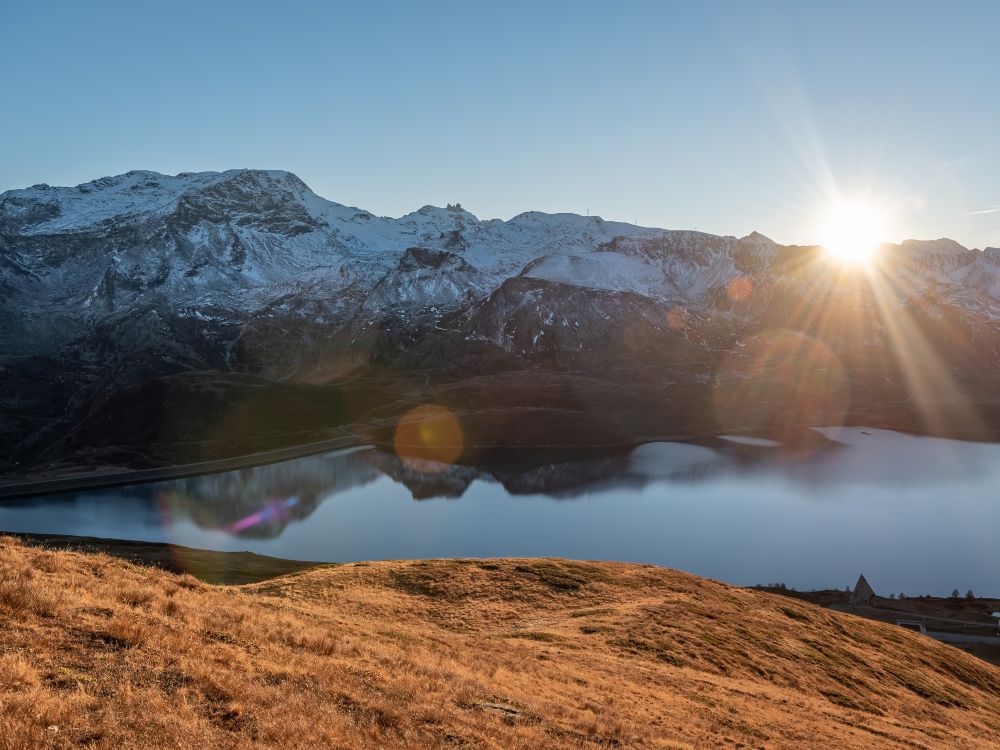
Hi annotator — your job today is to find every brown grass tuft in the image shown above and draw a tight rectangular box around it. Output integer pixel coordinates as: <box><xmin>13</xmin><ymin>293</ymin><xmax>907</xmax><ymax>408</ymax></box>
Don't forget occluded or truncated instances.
<box><xmin>0</xmin><ymin>539</ymin><xmax>61</xmax><ymax>616</ymax></box>
<box><xmin>0</xmin><ymin>654</ymin><xmax>39</xmax><ymax>690</ymax></box>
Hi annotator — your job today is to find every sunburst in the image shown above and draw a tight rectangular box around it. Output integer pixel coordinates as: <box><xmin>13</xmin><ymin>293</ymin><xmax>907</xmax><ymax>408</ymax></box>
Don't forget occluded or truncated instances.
<box><xmin>819</xmin><ymin>198</ymin><xmax>890</xmax><ymax>265</ymax></box>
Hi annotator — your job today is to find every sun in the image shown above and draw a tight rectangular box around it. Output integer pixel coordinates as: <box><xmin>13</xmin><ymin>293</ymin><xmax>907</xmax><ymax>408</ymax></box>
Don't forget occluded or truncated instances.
<box><xmin>819</xmin><ymin>199</ymin><xmax>889</xmax><ymax>265</ymax></box>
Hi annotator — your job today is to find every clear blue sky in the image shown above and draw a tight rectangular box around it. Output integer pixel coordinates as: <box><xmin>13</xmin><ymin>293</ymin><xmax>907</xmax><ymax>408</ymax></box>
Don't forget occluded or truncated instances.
<box><xmin>2</xmin><ymin>0</ymin><xmax>997</xmax><ymax>248</ymax></box>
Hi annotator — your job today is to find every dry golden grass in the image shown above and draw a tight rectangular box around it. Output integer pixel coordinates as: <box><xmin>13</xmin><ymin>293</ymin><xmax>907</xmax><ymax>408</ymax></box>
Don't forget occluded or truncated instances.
<box><xmin>2</xmin><ymin>536</ymin><xmax>1000</xmax><ymax>749</ymax></box>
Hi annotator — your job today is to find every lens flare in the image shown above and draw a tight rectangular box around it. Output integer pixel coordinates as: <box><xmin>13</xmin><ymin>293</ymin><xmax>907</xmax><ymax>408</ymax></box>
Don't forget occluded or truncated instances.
<box><xmin>228</xmin><ymin>496</ymin><xmax>300</xmax><ymax>534</ymax></box>
<box><xmin>726</xmin><ymin>276</ymin><xmax>753</xmax><ymax>302</ymax></box>
<box><xmin>394</xmin><ymin>405</ymin><xmax>464</xmax><ymax>472</ymax></box>
<box><xmin>666</xmin><ymin>306</ymin><xmax>689</xmax><ymax>330</ymax></box>
<box><xmin>712</xmin><ymin>330</ymin><xmax>848</xmax><ymax>443</ymax></box>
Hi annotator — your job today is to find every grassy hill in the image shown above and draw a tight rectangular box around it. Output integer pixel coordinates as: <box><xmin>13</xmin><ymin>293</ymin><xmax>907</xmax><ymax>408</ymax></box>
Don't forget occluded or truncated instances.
<box><xmin>2</xmin><ymin>536</ymin><xmax>1000</xmax><ymax>748</ymax></box>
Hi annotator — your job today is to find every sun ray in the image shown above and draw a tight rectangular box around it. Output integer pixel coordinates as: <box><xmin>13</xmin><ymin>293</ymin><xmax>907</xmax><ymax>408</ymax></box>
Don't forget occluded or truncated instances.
<box><xmin>863</xmin><ymin>260</ymin><xmax>986</xmax><ymax>437</ymax></box>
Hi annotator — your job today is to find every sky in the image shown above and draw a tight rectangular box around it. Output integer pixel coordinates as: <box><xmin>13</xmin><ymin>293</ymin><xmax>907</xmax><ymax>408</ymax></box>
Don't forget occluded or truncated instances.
<box><xmin>2</xmin><ymin>0</ymin><xmax>998</xmax><ymax>248</ymax></box>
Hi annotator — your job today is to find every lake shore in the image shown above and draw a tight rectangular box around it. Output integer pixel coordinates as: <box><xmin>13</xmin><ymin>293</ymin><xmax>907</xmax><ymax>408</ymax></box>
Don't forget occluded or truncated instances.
<box><xmin>8</xmin><ymin>531</ymin><xmax>326</xmax><ymax>585</ymax></box>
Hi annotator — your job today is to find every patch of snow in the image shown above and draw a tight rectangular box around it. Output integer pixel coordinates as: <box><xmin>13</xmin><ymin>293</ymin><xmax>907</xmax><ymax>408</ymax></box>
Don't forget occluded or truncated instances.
<box><xmin>520</xmin><ymin>251</ymin><xmax>672</xmax><ymax>298</ymax></box>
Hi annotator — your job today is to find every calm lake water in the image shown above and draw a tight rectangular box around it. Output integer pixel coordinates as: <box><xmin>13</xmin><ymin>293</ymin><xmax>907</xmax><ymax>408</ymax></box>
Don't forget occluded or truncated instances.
<box><xmin>2</xmin><ymin>426</ymin><xmax>997</xmax><ymax>597</ymax></box>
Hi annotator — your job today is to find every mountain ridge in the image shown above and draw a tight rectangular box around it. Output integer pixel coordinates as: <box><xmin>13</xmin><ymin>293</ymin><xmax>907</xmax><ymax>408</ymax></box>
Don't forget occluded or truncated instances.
<box><xmin>9</xmin><ymin>168</ymin><xmax>995</xmax><ymax>250</ymax></box>
<box><xmin>3</xmin><ymin>169</ymin><xmax>1000</xmax><ymax>476</ymax></box>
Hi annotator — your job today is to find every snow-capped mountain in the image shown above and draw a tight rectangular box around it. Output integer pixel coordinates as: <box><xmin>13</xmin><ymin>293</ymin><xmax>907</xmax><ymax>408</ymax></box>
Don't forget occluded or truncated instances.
<box><xmin>2</xmin><ymin>169</ymin><xmax>999</xmax><ymax>475</ymax></box>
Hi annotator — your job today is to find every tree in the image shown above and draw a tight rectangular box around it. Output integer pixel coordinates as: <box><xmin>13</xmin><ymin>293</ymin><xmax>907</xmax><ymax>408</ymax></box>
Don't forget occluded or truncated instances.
<box><xmin>951</xmin><ymin>589</ymin><xmax>961</xmax><ymax>599</ymax></box>
<box><xmin>966</xmin><ymin>590</ymin><xmax>975</xmax><ymax>599</ymax></box>
<box><xmin>899</xmin><ymin>592</ymin><xmax>906</xmax><ymax>599</ymax></box>
<box><xmin>889</xmin><ymin>593</ymin><xmax>896</xmax><ymax>599</ymax></box>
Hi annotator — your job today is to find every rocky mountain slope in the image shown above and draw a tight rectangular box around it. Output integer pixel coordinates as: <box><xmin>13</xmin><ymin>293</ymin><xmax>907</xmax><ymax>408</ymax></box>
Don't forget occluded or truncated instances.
<box><xmin>2</xmin><ymin>169</ymin><xmax>999</xmax><ymax>476</ymax></box>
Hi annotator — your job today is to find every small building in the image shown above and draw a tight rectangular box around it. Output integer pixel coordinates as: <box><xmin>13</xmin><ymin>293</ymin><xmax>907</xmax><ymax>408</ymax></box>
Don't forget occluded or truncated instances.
<box><xmin>849</xmin><ymin>574</ymin><xmax>876</xmax><ymax>605</ymax></box>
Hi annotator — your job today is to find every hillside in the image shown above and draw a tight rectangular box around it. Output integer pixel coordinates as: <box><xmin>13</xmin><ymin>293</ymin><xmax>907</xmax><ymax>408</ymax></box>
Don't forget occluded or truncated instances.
<box><xmin>2</xmin><ymin>537</ymin><xmax>1000</xmax><ymax>748</ymax></box>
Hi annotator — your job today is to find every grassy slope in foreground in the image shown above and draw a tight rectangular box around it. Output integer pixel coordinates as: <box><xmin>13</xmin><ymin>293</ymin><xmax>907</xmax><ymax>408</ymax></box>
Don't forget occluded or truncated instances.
<box><xmin>2</xmin><ymin>539</ymin><xmax>1000</xmax><ymax>749</ymax></box>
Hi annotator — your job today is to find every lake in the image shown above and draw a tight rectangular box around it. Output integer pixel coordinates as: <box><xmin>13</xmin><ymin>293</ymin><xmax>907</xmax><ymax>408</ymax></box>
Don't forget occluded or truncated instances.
<box><xmin>1</xmin><ymin>426</ymin><xmax>997</xmax><ymax>597</ymax></box>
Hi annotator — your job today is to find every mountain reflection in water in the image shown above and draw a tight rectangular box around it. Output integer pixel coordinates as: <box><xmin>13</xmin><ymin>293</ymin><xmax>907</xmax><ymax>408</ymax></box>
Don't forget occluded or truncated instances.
<box><xmin>1</xmin><ymin>428</ymin><xmax>998</xmax><ymax>596</ymax></box>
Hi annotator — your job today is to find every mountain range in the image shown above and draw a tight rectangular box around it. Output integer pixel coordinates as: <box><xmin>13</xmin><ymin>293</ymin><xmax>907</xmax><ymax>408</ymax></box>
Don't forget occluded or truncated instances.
<box><xmin>2</xmin><ymin>169</ymin><xmax>999</xmax><ymax>478</ymax></box>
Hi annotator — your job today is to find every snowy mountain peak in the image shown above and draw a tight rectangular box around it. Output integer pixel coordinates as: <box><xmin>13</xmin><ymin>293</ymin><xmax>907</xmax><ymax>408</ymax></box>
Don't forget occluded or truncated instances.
<box><xmin>741</xmin><ymin>231</ymin><xmax>776</xmax><ymax>245</ymax></box>
<box><xmin>206</xmin><ymin>169</ymin><xmax>311</xmax><ymax>193</ymax></box>
<box><xmin>0</xmin><ymin>168</ymin><xmax>320</xmax><ymax>236</ymax></box>
<box><xmin>399</xmin><ymin>204</ymin><xmax>480</xmax><ymax>228</ymax></box>
<box><xmin>897</xmin><ymin>238</ymin><xmax>970</xmax><ymax>256</ymax></box>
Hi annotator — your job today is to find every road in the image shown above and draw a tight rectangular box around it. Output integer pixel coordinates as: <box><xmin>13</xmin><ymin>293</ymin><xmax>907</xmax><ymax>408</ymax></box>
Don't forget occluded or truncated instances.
<box><xmin>928</xmin><ymin>631</ymin><xmax>1000</xmax><ymax>646</ymax></box>
<box><xmin>0</xmin><ymin>434</ymin><xmax>363</xmax><ymax>500</ymax></box>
